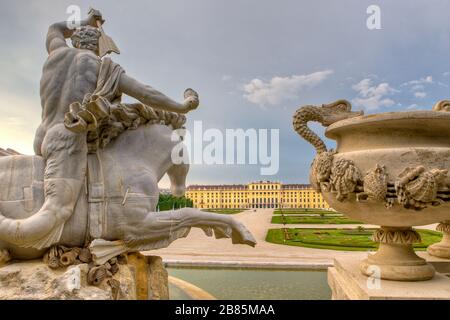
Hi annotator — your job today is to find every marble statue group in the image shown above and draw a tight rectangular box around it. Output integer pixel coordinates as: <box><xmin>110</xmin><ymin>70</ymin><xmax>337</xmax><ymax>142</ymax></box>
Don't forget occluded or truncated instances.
<box><xmin>0</xmin><ymin>8</ymin><xmax>255</xmax><ymax>268</ymax></box>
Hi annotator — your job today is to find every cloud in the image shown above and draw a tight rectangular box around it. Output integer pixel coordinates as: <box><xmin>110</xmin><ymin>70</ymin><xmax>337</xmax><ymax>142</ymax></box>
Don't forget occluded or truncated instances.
<box><xmin>400</xmin><ymin>75</ymin><xmax>446</xmax><ymax>99</ymax></box>
<box><xmin>411</xmin><ymin>84</ymin><xmax>424</xmax><ymax>91</ymax></box>
<box><xmin>221</xmin><ymin>75</ymin><xmax>232</xmax><ymax>81</ymax></box>
<box><xmin>351</xmin><ymin>78</ymin><xmax>398</xmax><ymax>111</ymax></box>
<box><xmin>0</xmin><ymin>88</ymin><xmax>40</xmax><ymax>154</ymax></box>
<box><xmin>401</xmin><ymin>75</ymin><xmax>433</xmax><ymax>87</ymax></box>
<box><xmin>407</xmin><ymin>104</ymin><xmax>419</xmax><ymax>110</ymax></box>
<box><xmin>414</xmin><ymin>91</ymin><xmax>426</xmax><ymax>98</ymax></box>
<box><xmin>242</xmin><ymin>70</ymin><xmax>333</xmax><ymax>106</ymax></box>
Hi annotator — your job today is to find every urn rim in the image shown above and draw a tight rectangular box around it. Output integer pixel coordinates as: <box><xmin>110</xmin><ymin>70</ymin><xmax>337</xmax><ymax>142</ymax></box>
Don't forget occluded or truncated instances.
<box><xmin>325</xmin><ymin>110</ymin><xmax>450</xmax><ymax>140</ymax></box>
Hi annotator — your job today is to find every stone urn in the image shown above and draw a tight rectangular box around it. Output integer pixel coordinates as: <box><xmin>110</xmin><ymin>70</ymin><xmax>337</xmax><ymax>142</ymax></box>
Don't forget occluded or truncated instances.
<box><xmin>293</xmin><ymin>100</ymin><xmax>450</xmax><ymax>281</ymax></box>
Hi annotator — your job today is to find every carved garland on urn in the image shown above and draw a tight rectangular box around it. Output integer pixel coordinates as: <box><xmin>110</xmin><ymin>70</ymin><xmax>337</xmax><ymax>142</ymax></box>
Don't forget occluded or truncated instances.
<box><xmin>322</xmin><ymin>161</ymin><xmax>448</xmax><ymax>212</ymax></box>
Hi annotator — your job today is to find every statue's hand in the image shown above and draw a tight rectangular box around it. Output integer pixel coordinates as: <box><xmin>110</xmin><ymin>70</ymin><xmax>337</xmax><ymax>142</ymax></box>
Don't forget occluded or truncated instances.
<box><xmin>87</xmin><ymin>8</ymin><xmax>105</xmax><ymax>27</ymax></box>
<box><xmin>228</xmin><ymin>219</ymin><xmax>257</xmax><ymax>247</ymax></box>
<box><xmin>182</xmin><ymin>88</ymin><xmax>199</xmax><ymax>112</ymax></box>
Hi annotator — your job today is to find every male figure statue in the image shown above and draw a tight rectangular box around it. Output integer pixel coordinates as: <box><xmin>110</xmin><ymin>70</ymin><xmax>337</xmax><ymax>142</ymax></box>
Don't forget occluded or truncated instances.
<box><xmin>1</xmin><ymin>9</ymin><xmax>198</xmax><ymax>249</ymax></box>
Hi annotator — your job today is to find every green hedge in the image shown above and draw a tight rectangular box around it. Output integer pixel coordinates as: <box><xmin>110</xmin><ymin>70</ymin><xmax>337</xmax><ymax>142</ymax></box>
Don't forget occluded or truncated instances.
<box><xmin>157</xmin><ymin>193</ymin><xmax>193</xmax><ymax>211</ymax></box>
<box><xmin>265</xmin><ymin>228</ymin><xmax>442</xmax><ymax>251</ymax></box>
<box><xmin>273</xmin><ymin>209</ymin><xmax>338</xmax><ymax>215</ymax></box>
<box><xmin>201</xmin><ymin>209</ymin><xmax>246</xmax><ymax>214</ymax></box>
<box><xmin>271</xmin><ymin>215</ymin><xmax>363</xmax><ymax>225</ymax></box>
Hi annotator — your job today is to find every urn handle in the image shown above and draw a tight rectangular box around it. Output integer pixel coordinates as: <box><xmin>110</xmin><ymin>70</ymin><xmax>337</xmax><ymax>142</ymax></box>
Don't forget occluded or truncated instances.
<box><xmin>292</xmin><ymin>99</ymin><xmax>363</xmax><ymax>154</ymax></box>
<box><xmin>432</xmin><ymin>100</ymin><xmax>450</xmax><ymax>112</ymax></box>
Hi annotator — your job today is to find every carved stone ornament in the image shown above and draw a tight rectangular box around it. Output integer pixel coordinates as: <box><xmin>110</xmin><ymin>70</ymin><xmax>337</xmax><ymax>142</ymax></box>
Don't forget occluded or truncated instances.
<box><xmin>436</xmin><ymin>222</ymin><xmax>450</xmax><ymax>233</ymax></box>
<box><xmin>395</xmin><ymin>166</ymin><xmax>447</xmax><ymax>210</ymax></box>
<box><xmin>372</xmin><ymin>227</ymin><xmax>421</xmax><ymax>245</ymax></box>
<box><xmin>292</xmin><ymin>99</ymin><xmax>363</xmax><ymax>197</ymax></box>
<box><xmin>357</xmin><ymin>164</ymin><xmax>394</xmax><ymax>208</ymax></box>
<box><xmin>329</xmin><ymin>158</ymin><xmax>362</xmax><ymax>201</ymax></box>
<box><xmin>433</xmin><ymin>100</ymin><xmax>450</xmax><ymax>112</ymax></box>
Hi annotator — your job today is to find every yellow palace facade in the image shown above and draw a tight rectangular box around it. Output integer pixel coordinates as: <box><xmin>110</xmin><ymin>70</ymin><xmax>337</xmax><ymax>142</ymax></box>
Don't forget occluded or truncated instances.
<box><xmin>185</xmin><ymin>181</ymin><xmax>330</xmax><ymax>210</ymax></box>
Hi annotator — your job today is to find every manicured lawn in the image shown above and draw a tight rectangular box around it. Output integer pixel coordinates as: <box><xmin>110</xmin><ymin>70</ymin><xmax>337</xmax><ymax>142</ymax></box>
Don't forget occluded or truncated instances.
<box><xmin>202</xmin><ymin>209</ymin><xmax>246</xmax><ymax>214</ymax></box>
<box><xmin>271</xmin><ymin>215</ymin><xmax>363</xmax><ymax>224</ymax></box>
<box><xmin>273</xmin><ymin>209</ymin><xmax>338</xmax><ymax>215</ymax></box>
<box><xmin>265</xmin><ymin>228</ymin><xmax>442</xmax><ymax>251</ymax></box>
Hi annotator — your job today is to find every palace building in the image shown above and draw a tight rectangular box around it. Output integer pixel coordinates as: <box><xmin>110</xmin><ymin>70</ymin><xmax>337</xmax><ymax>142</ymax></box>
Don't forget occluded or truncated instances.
<box><xmin>185</xmin><ymin>181</ymin><xmax>330</xmax><ymax>210</ymax></box>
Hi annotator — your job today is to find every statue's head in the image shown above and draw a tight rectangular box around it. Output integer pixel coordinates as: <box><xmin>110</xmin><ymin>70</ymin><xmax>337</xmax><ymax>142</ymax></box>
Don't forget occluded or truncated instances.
<box><xmin>71</xmin><ymin>26</ymin><xmax>101</xmax><ymax>55</ymax></box>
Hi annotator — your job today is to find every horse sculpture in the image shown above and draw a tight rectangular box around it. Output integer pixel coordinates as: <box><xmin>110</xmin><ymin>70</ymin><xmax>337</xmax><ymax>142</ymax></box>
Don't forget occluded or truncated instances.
<box><xmin>0</xmin><ymin>105</ymin><xmax>256</xmax><ymax>265</ymax></box>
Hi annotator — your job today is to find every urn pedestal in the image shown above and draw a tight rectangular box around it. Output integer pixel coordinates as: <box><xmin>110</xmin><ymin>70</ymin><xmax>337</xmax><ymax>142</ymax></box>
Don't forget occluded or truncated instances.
<box><xmin>360</xmin><ymin>227</ymin><xmax>435</xmax><ymax>281</ymax></box>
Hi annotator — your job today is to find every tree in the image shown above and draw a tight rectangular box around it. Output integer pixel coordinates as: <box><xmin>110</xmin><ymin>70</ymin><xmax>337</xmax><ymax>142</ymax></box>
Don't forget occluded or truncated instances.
<box><xmin>157</xmin><ymin>193</ymin><xmax>193</xmax><ymax>211</ymax></box>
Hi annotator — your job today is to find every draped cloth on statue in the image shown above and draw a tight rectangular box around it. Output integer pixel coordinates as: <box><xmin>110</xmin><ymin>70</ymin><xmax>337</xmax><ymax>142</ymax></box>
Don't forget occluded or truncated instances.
<box><xmin>64</xmin><ymin>57</ymin><xmax>125</xmax><ymax>153</ymax></box>
<box><xmin>91</xmin><ymin>57</ymin><xmax>124</xmax><ymax>104</ymax></box>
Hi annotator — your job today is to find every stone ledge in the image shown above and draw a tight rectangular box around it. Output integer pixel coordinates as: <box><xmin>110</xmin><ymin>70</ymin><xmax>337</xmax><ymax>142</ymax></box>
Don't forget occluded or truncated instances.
<box><xmin>418</xmin><ymin>252</ymin><xmax>450</xmax><ymax>274</ymax></box>
<box><xmin>163</xmin><ymin>259</ymin><xmax>331</xmax><ymax>270</ymax></box>
<box><xmin>168</xmin><ymin>276</ymin><xmax>216</xmax><ymax>300</ymax></box>
<box><xmin>328</xmin><ymin>256</ymin><xmax>450</xmax><ymax>300</ymax></box>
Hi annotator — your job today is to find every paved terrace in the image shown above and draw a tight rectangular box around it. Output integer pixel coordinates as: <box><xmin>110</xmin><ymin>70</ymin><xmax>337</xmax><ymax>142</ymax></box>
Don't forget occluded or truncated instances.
<box><xmin>144</xmin><ymin>209</ymin><xmax>437</xmax><ymax>269</ymax></box>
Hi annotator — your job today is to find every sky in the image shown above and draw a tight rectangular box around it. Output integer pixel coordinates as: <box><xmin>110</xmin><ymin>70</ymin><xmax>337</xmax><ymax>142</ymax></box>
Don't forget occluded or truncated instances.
<box><xmin>1</xmin><ymin>0</ymin><xmax>450</xmax><ymax>188</ymax></box>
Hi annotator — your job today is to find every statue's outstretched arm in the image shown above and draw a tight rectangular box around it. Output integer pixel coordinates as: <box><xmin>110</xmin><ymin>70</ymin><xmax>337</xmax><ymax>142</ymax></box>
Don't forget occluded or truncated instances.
<box><xmin>118</xmin><ymin>73</ymin><xmax>199</xmax><ymax>114</ymax></box>
<box><xmin>46</xmin><ymin>9</ymin><xmax>103</xmax><ymax>54</ymax></box>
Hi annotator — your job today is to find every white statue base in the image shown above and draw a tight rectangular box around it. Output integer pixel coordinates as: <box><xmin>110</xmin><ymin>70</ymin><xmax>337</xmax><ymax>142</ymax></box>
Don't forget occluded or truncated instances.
<box><xmin>0</xmin><ymin>253</ymin><xmax>168</xmax><ymax>300</ymax></box>
<box><xmin>328</xmin><ymin>254</ymin><xmax>450</xmax><ymax>300</ymax></box>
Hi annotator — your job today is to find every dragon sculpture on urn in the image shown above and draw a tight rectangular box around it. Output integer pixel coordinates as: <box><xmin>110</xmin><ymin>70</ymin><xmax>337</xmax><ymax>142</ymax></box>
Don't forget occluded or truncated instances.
<box><xmin>292</xmin><ymin>100</ymin><xmax>364</xmax><ymax>199</ymax></box>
